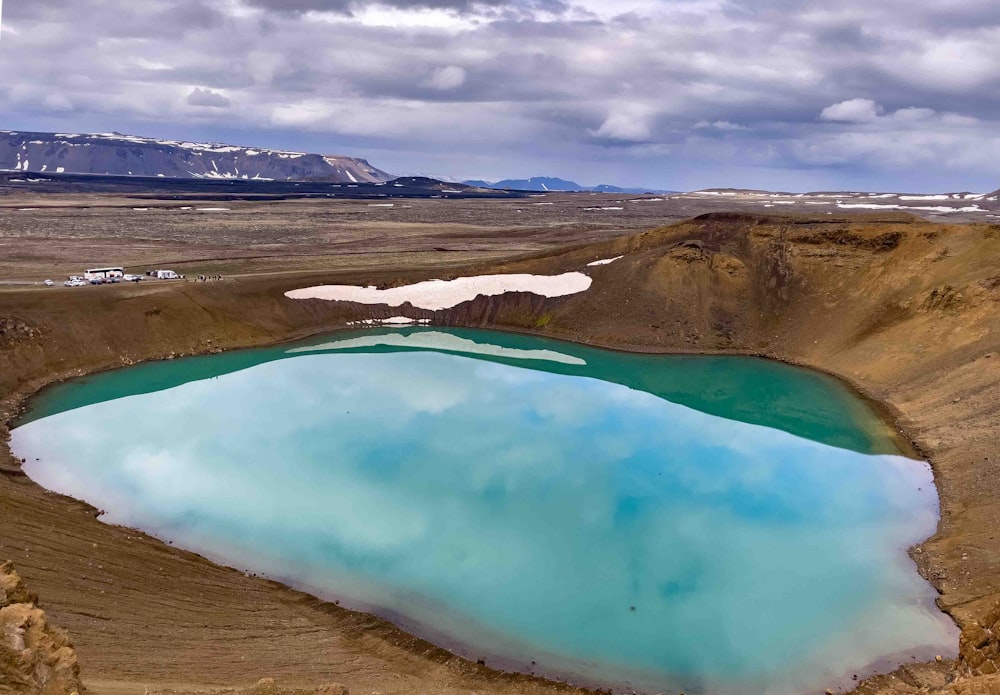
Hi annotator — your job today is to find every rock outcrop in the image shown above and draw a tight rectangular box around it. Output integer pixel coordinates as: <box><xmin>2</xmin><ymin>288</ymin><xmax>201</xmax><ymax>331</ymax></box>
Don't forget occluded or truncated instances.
<box><xmin>0</xmin><ymin>562</ymin><xmax>84</xmax><ymax>695</ymax></box>
<box><xmin>959</xmin><ymin>600</ymin><xmax>1000</xmax><ymax>676</ymax></box>
<box><xmin>856</xmin><ymin>601</ymin><xmax>1000</xmax><ymax>694</ymax></box>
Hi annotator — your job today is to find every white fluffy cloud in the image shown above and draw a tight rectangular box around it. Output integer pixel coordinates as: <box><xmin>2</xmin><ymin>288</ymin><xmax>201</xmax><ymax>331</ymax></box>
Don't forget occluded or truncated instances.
<box><xmin>694</xmin><ymin>120</ymin><xmax>746</xmax><ymax>131</ymax></box>
<box><xmin>187</xmin><ymin>87</ymin><xmax>231</xmax><ymax>108</ymax></box>
<box><xmin>591</xmin><ymin>104</ymin><xmax>655</xmax><ymax>142</ymax></box>
<box><xmin>820</xmin><ymin>99</ymin><xmax>883</xmax><ymax>124</ymax></box>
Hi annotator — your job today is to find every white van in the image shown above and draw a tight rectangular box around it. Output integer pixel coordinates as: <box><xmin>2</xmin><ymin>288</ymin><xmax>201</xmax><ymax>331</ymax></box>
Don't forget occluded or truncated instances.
<box><xmin>154</xmin><ymin>270</ymin><xmax>180</xmax><ymax>280</ymax></box>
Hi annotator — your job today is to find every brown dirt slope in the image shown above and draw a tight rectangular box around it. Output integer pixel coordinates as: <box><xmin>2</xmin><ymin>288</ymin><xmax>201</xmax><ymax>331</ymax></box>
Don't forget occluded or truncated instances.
<box><xmin>1</xmin><ymin>211</ymin><xmax>999</xmax><ymax>694</ymax></box>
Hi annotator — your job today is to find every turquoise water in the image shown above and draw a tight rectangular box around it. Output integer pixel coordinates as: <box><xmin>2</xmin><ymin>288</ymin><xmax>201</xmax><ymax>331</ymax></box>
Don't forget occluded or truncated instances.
<box><xmin>11</xmin><ymin>328</ymin><xmax>956</xmax><ymax>694</ymax></box>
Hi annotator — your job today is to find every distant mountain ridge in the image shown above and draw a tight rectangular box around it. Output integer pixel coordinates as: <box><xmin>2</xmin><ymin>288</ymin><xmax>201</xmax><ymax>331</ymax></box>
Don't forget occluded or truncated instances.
<box><xmin>0</xmin><ymin>130</ymin><xmax>392</xmax><ymax>183</ymax></box>
<box><xmin>464</xmin><ymin>176</ymin><xmax>672</xmax><ymax>194</ymax></box>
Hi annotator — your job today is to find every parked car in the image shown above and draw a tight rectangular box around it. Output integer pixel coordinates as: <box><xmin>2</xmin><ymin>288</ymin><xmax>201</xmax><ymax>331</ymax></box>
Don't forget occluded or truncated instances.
<box><xmin>43</xmin><ymin>279</ymin><xmax>55</xmax><ymax>287</ymax></box>
<box><xmin>123</xmin><ymin>274</ymin><xmax>144</xmax><ymax>282</ymax></box>
<box><xmin>90</xmin><ymin>278</ymin><xmax>105</xmax><ymax>285</ymax></box>
<box><xmin>64</xmin><ymin>279</ymin><xmax>86</xmax><ymax>287</ymax></box>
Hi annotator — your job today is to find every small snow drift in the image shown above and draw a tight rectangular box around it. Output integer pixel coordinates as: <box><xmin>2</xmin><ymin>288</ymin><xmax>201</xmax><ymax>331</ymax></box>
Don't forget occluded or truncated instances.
<box><xmin>285</xmin><ymin>273</ymin><xmax>593</xmax><ymax>311</ymax></box>
<box><xmin>587</xmin><ymin>256</ymin><xmax>624</xmax><ymax>267</ymax></box>
<box><xmin>837</xmin><ymin>203</ymin><xmax>985</xmax><ymax>213</ymax></box>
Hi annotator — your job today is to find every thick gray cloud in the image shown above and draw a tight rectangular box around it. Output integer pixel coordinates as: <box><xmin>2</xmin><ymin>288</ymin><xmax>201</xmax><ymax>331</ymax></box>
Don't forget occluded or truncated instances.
<box><xmin>1</xmin><ymin>0</ymin><xmax>999</xmax><ymax>191</ymax></box>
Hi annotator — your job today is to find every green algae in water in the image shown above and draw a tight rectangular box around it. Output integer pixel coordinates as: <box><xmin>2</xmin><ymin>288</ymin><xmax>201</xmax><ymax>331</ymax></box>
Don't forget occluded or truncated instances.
<box><xmin>11</xmin><ymin>328</ymin><xmax>956</xmax><ymax>694</ymax></box>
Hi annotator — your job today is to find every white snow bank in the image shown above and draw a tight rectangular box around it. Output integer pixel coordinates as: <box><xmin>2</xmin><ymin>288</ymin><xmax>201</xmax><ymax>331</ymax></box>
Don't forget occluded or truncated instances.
<box><xmin>381</xmin><ymin>316</ymin><xmax>429</xmax><ymax>325</ymax></box>
<box><xmin>287</xmin><ymin>331</ymin><xmax>586</xmax><ymax>366</ymax></box>
<box><xmin>838</xmin><ymin>203</ymin><xmax>903</xmax><ymax>210</ymax></box>
<box><xmin>837</xmin><ymin>203</ymin><xmax>985</xmax><ymax>213</ymax></box>
<box><xmin>348</xmin><ymin>317</ymin><xmax>432</xmax><ymax>326</ymax></box>
<box><xmin>196</xmin><ymin>207</ymin><xmax>231</xmax><ymax>212</ymax></box>
<box><xmin>587</xmin><ymin>256</ymin><xmax>624</xmax><ymax>267</ymax></box>
<box><xmin>923</xmin><ymin>206</ymin><xmax>985</xmax><ymax>213</ymax></box>
<box><xmin>285</xmin><ymin>273</ymin><xmax>593</xmax><ymax>311</ymax></box>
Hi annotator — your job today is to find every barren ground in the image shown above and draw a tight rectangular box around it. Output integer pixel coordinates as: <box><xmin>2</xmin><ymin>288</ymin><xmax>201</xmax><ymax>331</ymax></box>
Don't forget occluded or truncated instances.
<box><xmin>1</xmin><ymin>195</ymin><xmax>999</xmax><ymax>695</ymax></box>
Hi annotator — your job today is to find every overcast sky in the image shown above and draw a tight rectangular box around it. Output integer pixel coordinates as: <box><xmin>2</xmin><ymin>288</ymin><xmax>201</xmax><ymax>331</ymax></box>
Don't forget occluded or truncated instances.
<box><xmin>2</xmin><ymin>0</ymin><xmax>1000</xmax><ymax>191</ymax></box>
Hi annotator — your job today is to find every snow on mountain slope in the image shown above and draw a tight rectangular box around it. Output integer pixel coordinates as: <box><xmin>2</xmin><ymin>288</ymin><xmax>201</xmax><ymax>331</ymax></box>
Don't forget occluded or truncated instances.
<box><xmin>0</xmin><ymin>130</ymin><xmax>392</xmax><ymax>183</ymax></box>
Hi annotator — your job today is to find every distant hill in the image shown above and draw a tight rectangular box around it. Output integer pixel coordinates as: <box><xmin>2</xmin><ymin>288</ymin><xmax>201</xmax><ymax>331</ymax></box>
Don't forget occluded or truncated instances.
<box><xmin>466</xmin><ymin>176</ymin><xmax>583</xmax><ymax>192</ymax></box>
<box><xmin>0</xmin><ymin>130</ymin><xmax>393</xmax><ymax>183</ymax></box>
<box><xmin>0</xmin><ymin>169</ymin><xmax>527</xmax><ymax>201</ymax></box>
<box><xmin>590</xmin><ymin>183</ymin><xmax>674</xmax><ymax>194</ymax></box>
<box><xmin>464</xmin><ymin>176</ymin><xmax>672</xmax><ymax>194</ymax></box>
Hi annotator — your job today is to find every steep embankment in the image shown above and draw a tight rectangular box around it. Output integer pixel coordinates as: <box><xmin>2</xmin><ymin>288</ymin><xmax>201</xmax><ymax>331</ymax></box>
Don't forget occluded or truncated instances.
<box><xmin>1</xmin><ymin>212</ymin><xmax>999</xmax><ymax>694</ymax></box>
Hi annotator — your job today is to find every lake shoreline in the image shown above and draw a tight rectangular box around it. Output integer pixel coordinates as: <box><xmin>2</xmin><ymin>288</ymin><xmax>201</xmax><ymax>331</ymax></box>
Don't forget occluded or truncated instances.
<box><xmin>0</xmin><ymin>314</ymin><xmax>959</xmax><ymax>695</ymax></box>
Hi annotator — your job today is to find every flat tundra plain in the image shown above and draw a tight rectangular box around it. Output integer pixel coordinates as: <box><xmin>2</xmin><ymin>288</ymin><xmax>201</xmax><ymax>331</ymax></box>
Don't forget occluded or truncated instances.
<box><xmin>1</xmin><ymin>189</ymin><xmax>997</xmax><ymax>284</ymax></box>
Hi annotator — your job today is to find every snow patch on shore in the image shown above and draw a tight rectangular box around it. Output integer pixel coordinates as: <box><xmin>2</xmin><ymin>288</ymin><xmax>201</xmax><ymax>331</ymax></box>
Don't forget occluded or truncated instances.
<box><xmin>285</xmin><ymin>272</ymin><xmax>593</xmax><ymax>311</ymax></box>
<box><xmin>348</xmin><ymin>317</ymin><xmax>432</xmax><ymax>326</ymax></box>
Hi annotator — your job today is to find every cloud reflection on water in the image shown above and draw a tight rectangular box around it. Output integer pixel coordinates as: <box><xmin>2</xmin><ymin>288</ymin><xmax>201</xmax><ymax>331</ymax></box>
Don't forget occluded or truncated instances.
<box><xmin>10</xmin><ymin>334</ymin><xmax>956</xmax><ymax>695</ymax></box>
